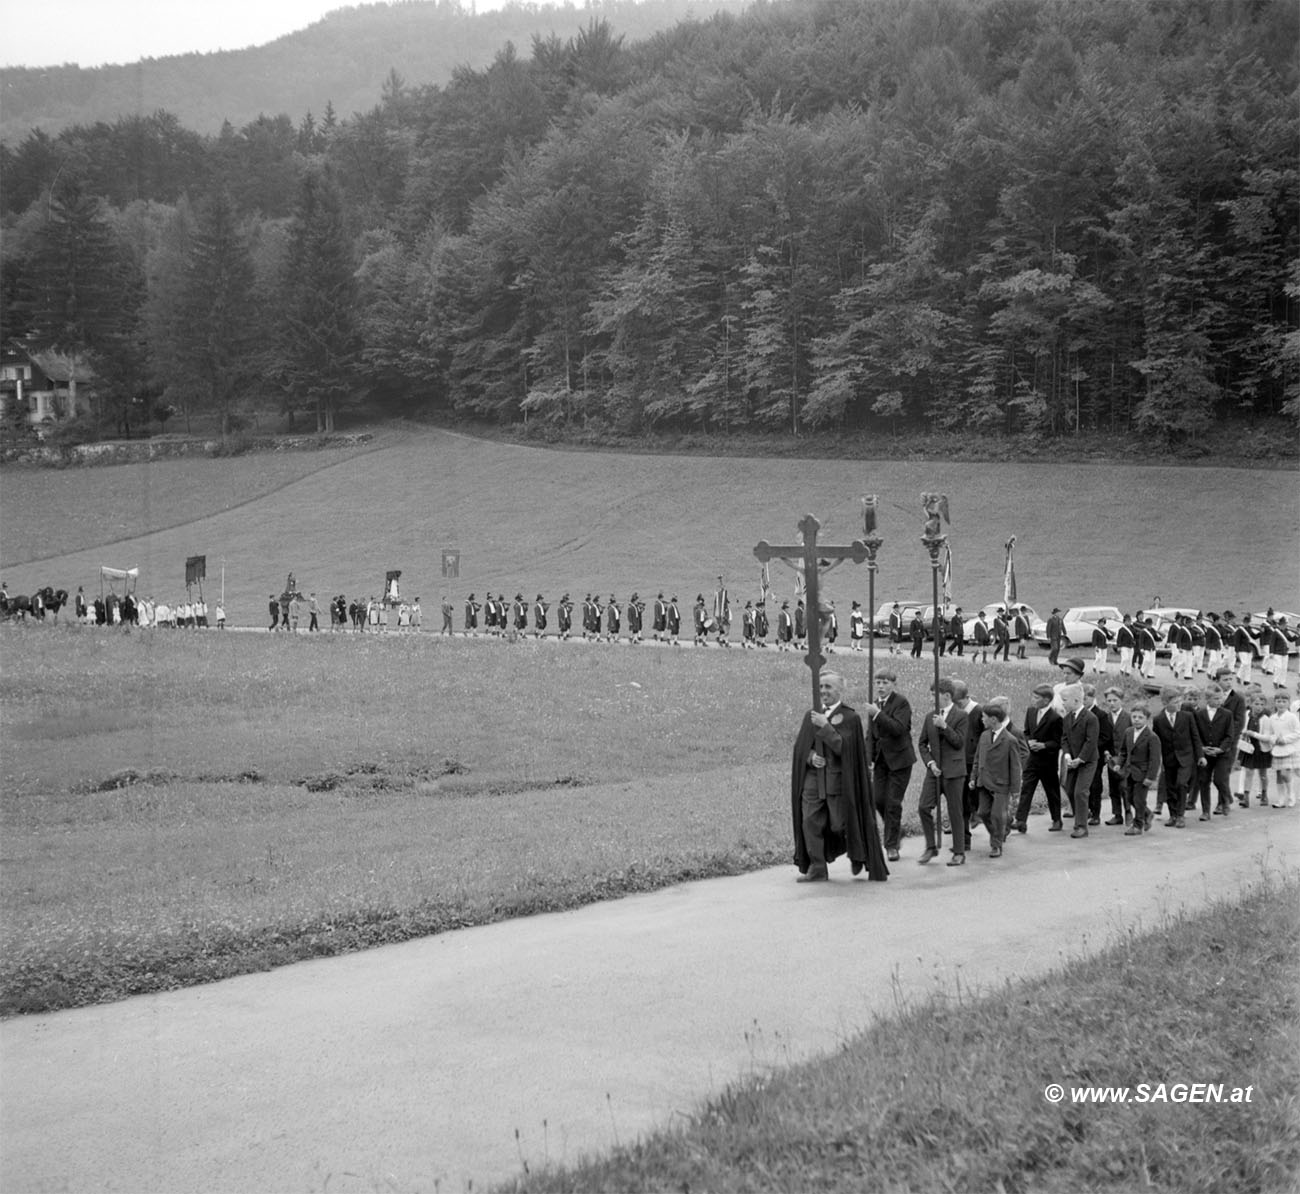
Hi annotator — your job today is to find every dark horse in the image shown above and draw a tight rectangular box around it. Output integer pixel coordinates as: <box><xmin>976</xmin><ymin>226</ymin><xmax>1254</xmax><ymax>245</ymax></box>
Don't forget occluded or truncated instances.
<box><xmin>37</xmin><ymin>587</ymin><xmax>69</xmax><ymax>622</ymax></box>
<box><xmin>1</xmin><ymin>587</ymin><xmax>68</xmax><ymax>621</ymax></box>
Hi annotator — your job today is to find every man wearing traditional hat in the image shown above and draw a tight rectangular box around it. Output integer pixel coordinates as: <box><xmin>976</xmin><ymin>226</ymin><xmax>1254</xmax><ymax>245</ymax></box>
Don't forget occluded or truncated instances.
<box><xmin>532</xmin><ymin>594</ymin><xmax>549</xmax><ymax>638</ymax></box>
<box><xmin>557</xmin><ymin>594</ymin><xmax>573</xmax><ymax>639</ymax></box>
<box><xmin>1115</xmin><ymin>613</ymin><xmax>1136</xmax><ymax>676</ymax></box>
<box><xmin>791</xmin><ymin>672</ymin><xmax>889</xmax><ymax>883</ymax></box>
<box><xmin>1046</xmin><ymin>607</ymin><xmax>1066</xmax><ymax>666</ymax></box>
<box><xmin>652</xmin><ymin>593</ymin><xmax>667</xmax><ymax>642</ymax></box>
<box><xmin>713</xmin><ymin>576</ymin><xmax>731</xmax><ymax>646</ymax></box>
<box><xmin>604</xmin><ymin>595</ymin><xmax>620</xmax><ymax>643</ymax></box>
<box><xmin>777</xmin><ymin>600</ymin><xmax>793</xmax><ymax>650</ymax></box>
<box><xmin>755</xmin><ymin>600</ymin><xmax>769</xmax><ymax>647</ymax></box>
<box><xmin>666</xmin><ymin>595</ymin><xmax>681</xmax><ymax>644</ymax></box>
<box><xmin>794</xmin><ymin>599</ymin><xmax>807</xmax><ymax>649</ymax></box>
<box><xmin>1136</xmin><ymin>618</ymin><xmax>1158</xmax><ymax>679</ymax></box>
<box><xmin>741</xmin><ymin>600</ymin><xmax>756</xmax><ymax>648</ymax></box>
<box><xmin>627</xmin><ymin>593</ymin><xmax>643</xmax><ymax>644</ymax></box>
<box><xmin>1014</xmin><ymin>605</ymin><xmax>1032</xmax><ymax>660</ymax></box>
<box><xmin>1013</xmin><ymin>683</ymin><xmax>1064</xmax><ymax>833</ymax></box>
<box><xmin>1091</xmin><ymin>617</ymin><xmax>1111</xmax><ymax>674</ymax></box>
<box><xmin>693</xmin><ymin>594</ymin><xmax>708</xmax><ymax>645</ymax></box>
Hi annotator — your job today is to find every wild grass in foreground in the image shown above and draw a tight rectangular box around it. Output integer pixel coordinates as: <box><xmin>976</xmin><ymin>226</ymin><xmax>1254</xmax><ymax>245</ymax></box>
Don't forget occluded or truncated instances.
<box><xmin>499</xmin><ymin>875</ymin><xmax>1300</xmax><ymax>1194</ymax></box>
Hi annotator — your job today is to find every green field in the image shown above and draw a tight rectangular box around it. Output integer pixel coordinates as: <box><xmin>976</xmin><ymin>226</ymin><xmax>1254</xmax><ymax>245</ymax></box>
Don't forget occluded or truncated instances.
<box><xmin>0</xmin><ymin>625</ymin><xmax>1055</xmax><ymax>1013</ymax></box>
<box><xmin>2</xmin><ymin>429</ymin><xmax>1296</xmax><ymax>621</ymax></box>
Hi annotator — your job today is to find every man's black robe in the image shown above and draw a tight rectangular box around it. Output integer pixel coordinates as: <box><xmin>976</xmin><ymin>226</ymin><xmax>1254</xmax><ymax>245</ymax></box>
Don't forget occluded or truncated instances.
<box><xmin>790</xmin><ymin>704</ymin><xmax>890</xmax><ymax>880</ymax></box>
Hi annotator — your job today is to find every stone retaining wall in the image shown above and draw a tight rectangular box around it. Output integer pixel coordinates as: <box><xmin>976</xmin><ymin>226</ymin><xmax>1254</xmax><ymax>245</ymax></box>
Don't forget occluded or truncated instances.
<box><xmin>1</xmin><ymin>432</ymin><xmax>373</xmax><ymax>467</ymax></box>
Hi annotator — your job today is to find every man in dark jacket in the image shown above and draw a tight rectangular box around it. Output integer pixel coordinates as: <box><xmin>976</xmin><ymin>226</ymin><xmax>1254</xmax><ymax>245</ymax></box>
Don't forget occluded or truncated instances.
<box><xmin>1013</xmin><ymin>683</ymin><xmax>1063</xmax><ymax>832</ymax></box>
<box><xmin>865</xmin><ymin>670</ymin><xmax>917</xmax><ymax>862</ymax></box>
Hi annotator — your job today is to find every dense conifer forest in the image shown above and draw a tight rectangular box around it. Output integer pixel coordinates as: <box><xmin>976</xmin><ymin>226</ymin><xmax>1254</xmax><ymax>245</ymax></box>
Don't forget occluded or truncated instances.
<box><xmin>1</xmin><ymin>0</ymin><xmax>1296</xmax><ymax>446</ymax></box>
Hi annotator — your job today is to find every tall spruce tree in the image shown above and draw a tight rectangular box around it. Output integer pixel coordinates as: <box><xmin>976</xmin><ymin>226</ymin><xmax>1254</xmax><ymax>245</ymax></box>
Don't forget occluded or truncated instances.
<box><xmin>176</xmin><ymin>191</ymin><xmax>259</xmax><ymax>439</ymax></box>
<box><xmin>276</xmin><ymin>167</ymin><xmax>359</xmax><ymax>433</ymax></box>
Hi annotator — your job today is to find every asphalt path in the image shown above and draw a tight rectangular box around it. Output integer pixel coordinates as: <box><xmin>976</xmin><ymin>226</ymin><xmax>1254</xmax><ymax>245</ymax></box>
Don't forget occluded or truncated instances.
<box><xmin>2</xmin><ymin>799</ymin><xmax>1296</xmax><ymax>1194</ymax></box>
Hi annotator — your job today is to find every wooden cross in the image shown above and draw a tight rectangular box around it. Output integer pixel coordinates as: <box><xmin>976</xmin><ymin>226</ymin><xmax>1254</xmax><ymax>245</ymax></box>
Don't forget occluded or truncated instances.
<box><xmin>754</xmin><ymin>514</ymin><xmax>871</xmax><ymax>711</ymax></box>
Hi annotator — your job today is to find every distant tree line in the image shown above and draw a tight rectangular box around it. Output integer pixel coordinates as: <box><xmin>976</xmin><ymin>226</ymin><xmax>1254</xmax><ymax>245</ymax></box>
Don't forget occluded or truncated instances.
<box><xmin>1</xmin><ymin>0</ymin><xmax>1296</xmax><ymax>443</ymax></box>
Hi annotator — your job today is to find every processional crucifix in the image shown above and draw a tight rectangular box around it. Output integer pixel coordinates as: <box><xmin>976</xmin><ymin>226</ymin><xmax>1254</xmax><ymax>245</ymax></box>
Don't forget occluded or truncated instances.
<box><xmin>754</xmin><ymin>511</ymin><xmax>883</xmax><ymax>711</ymax></box>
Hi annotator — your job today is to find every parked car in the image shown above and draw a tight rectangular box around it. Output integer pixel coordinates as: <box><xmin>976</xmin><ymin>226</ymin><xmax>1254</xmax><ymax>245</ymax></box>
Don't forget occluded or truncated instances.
<box><xmin>1253</xmin><ymin>612</ymin><xmax>1300</xmax><ymax>656</ymax></box>
<box><xmin>1135</xmin><ymin>607</ymin><xmax>1201</xmax><ymax>658</ymax></box>
<box><xmin>871</xmin><ymin>600</ymin><xmax>926</xmax><ymax>636</ymax></box>
<box><xmin>1034</xmin><ymin>605</ymin><xmax>1124</xmax><ymax>649</ymax></box>
<box><xmin>963</xmin><ymin>602</ymin><xmax>1040</xmax><ymax>642</ymax></box>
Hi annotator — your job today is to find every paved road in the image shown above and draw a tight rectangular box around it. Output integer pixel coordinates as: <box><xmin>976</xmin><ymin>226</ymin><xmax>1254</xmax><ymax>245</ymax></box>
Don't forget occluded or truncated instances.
<box><xmin>2</xmin><ymin>808</ymin><xmax>1296</xmax><ymax>1194</ymax></box>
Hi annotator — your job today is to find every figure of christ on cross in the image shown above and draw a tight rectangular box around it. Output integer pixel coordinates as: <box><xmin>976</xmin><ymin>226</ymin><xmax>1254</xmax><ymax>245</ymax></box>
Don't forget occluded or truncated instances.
<box><xmin>754</xmin><ymin>514</ymin><xmax>872</xmax><ymax>711</ymax></box>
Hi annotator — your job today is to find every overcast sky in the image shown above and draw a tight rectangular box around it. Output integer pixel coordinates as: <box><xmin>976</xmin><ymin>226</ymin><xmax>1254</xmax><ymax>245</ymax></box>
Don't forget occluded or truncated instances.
<box><xmin>0</xmin><ymin>0</ymin><xmax>514</xmax><ymax>69</ymax></box>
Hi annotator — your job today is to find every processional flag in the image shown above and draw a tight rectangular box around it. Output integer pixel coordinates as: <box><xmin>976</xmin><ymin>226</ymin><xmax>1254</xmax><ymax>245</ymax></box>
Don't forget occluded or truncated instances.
<box><xmin>942</xmin><ymin>542</ymin><xmax>953</xmax><ymax>608</ymax></box>
<box><xmin>1003</xmin><ymin>536</ymin><xmax>1017</xmax><ymax>606</ymax></box>
<box><xmin>185</xmin><ymin>555</ymin><xmax>206</xmax><ymax>586</ymax></box>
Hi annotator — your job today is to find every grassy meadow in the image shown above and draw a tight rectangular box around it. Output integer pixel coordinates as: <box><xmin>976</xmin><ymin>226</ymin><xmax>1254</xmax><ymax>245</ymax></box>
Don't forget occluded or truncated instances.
<box><xmin>1</xmin><ymin>427</ymin><xmax>1296</xmax><ymax>621</ymax></box>
<box><xmin>0</xmin><ymin>626</ymin><xmax>1059</xmax><ymax>1014</ymax></box>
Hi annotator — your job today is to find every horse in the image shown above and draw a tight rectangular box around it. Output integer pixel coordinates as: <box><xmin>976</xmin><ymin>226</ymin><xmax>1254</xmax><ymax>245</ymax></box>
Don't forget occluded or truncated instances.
<box><xmin>37</xmin><ymin>587</ymin><xmax>68</xmax><ymax>622</ymax></box>
<box><xmin>1</xmin><ymin>592</ymin><xmax>35</xmax><ymax>621</ymax></box>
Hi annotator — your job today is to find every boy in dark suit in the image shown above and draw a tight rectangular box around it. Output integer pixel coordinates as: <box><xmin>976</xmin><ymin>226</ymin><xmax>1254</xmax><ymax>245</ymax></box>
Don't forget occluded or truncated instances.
<box><xmin>1195</xmin><ymin>681</ymin><xmax>1236</xmax><ymax>817</ymax></box>
<box><xmin>971</xmin><ymin>696</ymin><xmax>1024</xmax><ymax>858</ymax></box>
<box><xmin>1118</xmin><ymin>701</ymin><xmax>1161</xmax><ymax>833</ymax></box>
<box><xmin>1060</xmin><ymin>684</ymin><xmax>1099</xmax><ymax>838</ymax></box>
<box><xmin>1102</xmin><ymin>687</ymin><xmax>1131</xmax><ymax>826</ymax></box>
<box><xmin>1152</xmin><ymin>688</ymin><xmax>1205</xmax><ymax>827</ymax></box>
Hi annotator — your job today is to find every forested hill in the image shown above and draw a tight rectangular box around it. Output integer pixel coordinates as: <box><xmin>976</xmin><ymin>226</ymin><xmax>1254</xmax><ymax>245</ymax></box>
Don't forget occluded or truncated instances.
<box><xmin>0</xmin><ymin>0</ymin><xmax>748</xmax><ymax>144</ymax></box>
<box><xmin>1</xmin><ymin>0</ymin><xmax>1296</xmax><ymax>450</ymax></box>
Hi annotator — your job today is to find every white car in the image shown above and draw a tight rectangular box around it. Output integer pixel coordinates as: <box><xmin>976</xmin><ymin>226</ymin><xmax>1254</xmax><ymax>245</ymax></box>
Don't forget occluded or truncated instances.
<box><xmin>1034</xmin><ymin>605</ymin><xmax>1124</xmax><ymax>649</ymax></box>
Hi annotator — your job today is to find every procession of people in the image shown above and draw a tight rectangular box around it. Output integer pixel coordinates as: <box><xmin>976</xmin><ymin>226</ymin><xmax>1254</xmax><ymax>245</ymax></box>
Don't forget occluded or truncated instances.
<box><xmin>790</xmin><ymin>656</ymin><xmax>1299</xmax><ymax>884</ymax></box>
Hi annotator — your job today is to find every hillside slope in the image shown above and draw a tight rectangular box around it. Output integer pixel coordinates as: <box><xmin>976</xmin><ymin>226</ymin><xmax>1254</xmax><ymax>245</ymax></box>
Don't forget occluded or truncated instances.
<box><xmin>1</xmin><ymin>431</ymin><xmax>1295</xmax><ymax>624</ymax></box>
<box><xmin>0</xmin><ymin>0</ymin><xmax>747</xmax><ymax>142</ymax></box>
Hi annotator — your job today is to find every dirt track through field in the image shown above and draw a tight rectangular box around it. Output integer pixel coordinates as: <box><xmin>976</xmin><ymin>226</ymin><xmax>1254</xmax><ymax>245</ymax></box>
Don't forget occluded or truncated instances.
<box><xmin>3</xmin><ymin>803</ymin><xmax>1295</xmax><ymax>1193</ymax></box>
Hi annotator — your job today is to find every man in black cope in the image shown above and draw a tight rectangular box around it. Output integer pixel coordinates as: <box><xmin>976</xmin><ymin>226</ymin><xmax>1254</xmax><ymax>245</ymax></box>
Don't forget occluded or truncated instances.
<box><xmin>791</xmin><ymin>672</ymin><xmax>889</xmax><ymax>883</ymax></box>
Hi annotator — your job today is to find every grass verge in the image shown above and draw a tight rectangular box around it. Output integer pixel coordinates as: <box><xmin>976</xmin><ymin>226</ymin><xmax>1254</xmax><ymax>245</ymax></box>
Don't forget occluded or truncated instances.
<box><xmin>498</xmin><ymin>874</ymin><xmax>1300</xmax><ymax>1194</ymax></box>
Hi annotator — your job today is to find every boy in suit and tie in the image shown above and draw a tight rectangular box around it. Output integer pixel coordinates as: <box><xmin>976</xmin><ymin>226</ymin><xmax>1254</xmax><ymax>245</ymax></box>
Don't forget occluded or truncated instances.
<box><xmin>1059</xmin><ymin>684</ymin><xmax>1099</xmax><ymax>838</ymax></box>
<box><xmin>1102</xmin><ymin>687</ymin><xmax>1132</xmax><ymax>826</ymax></box>
<box><xmin>1195</xmin><ymin>682</ymin><xmax>1236</xmax><ymax>817</ymax></box>
<box><xmin>1013</xmin><ymin>683</ymin><xmax>1063</xmax><ymax>833</ymax></box>
<box><xmin>1119</xmin><ymin>702</ymin><xmax>1161</xmax><ymax>833</ymax></box>
<box><xmin>971</xmin><ymin>696</ymin><xmax>1024</xmax><ymax>858</ymax></box>
<box><xmin>1153</xmin><ymin>688</ymin><xmax>1204</xmax><ymax>827</ymax></box>
<box><xmin>917</xmin><ymin>678</ymin><xmax>970</xmax><ymax>866</ymax></box>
